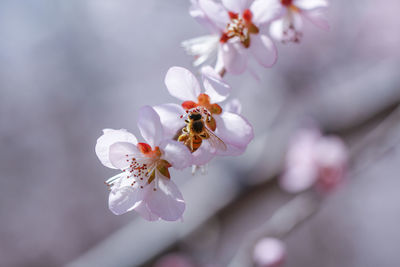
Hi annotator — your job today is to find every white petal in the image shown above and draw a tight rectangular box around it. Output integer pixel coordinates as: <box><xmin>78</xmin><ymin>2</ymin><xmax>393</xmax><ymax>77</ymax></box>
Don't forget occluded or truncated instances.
<box><xmin>109</xmin><ymin>142</ymin><xmax>140</xmax><ymax>169</ymax></box>
<box><xmin>222</xmin><ymin>0</ymin><xmax>250</xmax><ymax>13</ymax></box>
<box><xmin>181</xmin><ymin>35</ymin><xmax>220</xmax><ymax>66</ymax></box>
<box><xmin>222</xmin><ymin>43</ymin><xmax>248</xmax><ymax>75</ymax></box>
<box><xmin>95</xmin><ymin>129</ymin><xmax>137</xmax><ymax>169</ymax></box>
<box><xmin>250</xmin><ymin>34</ymin><xmax>277</xmax><ymax>67</ymax></box>
<box><xmin>134</xmin><ymin>202</ymin><xmax>160</xmax><ymax>221</ymax></box>
<box><xmin>108</xmin><ymin>186</ymin><xmax>144</xmax><ymax>215</ymax></box>
<box><xmin>161</xmin><ymin>140</ymin><xmax>193</xmax><ymax>170</ymax></box>
<box><xmin>214</xmin><ymin>112</ymin><xmax>254</xmax><ymax>149</ymax></box>
<box><xmin>270</xmin><ymin>18</ymin><xmax>285</xmax><ymax>41</ymax></box>
<box><xmin>165</xmin><ymin>66</ymin><xmax>201</xmax><ymax>102</ymax></box>
<box><xmin>216</xmin><ymin>143</ymin><xmax>246</xmax><ymax>156</ymax></box>
<box><xmin>250</xmin><ymin>0</ymin><xmax>283</xmax><ymax>26</ymax></box>
<box><xmin>192</xmin><ymin>143</ymin><xmax>216</xmax><ymax>165</ymax></box>
<box><xmin>153</xmin><ymin>103</ymin><xmax>185</xmax><ymax>139</ymax></box>
<box><xmin>202</xmin><ymin>65</ymin><xmax>231</xmax><ymax>103</ymax></box>
<box><xmin>146</xmin><ymin>176</ymin><xmax>186</xmax><ymax>221</ymax></box>
<box><xmin>294</xmin><ymin>0</ymin><xmax>328</xmax><ymax>10</ymax></box>
<box><xmin>190</xmin><ymin>1</ymin><xmax>221</xmax><ymax>33</ymax></box>
<box><xmin>199</xmin><ymin>0</ymin><xmax>230</xmax><ymax>30</ymax></box>
<box><xmin>138</xmin><ymin>105</ymin><xmax>164</xmax><ymax>148</ymax></box>
<box><xmin>224</xmin><ymin>98</ymin><xmax>242</xmax><ymax>114</ymax></box>
<box><xmin>302</xmin><ymin>8</ymin><xmax>330</xmax><ymax>31</ymax></box>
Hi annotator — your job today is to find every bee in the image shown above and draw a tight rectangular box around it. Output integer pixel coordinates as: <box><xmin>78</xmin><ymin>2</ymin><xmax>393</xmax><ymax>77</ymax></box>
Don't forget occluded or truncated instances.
<box><xmin>178</xmin><ymin>110</ymin><xmax>227</xmax><ymax>153</ymax></box>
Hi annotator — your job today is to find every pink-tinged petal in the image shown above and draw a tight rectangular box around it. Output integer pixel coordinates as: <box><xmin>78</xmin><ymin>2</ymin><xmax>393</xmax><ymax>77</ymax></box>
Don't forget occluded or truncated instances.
<box><xmin>250</xmin><ymin>0</ymin><xmax>283</xmax><ymax>26</ymax></box>
<box><xmin>250</xmin><ymin>34</ymin><xmax>277</xmax><ymax>67</ymax></box>
<box><xmin>165</xmin><ymin>67</ymin><xmax>201</xmax><ymax>102</ymax></box>
<box><xmin>224</xmin><ymin>98</ymin><xmax>242</xmax><ymax>114</ymax></box>
<box><xmin>214</xmin><ymin>46</ymin><xmax>225</xmax><ymax>74</ymax></box>
<box><xmin>95</xmin><ymin>129</ymin><xmax>137</xmax><ymax>169</ymax></box>
<box><xmin>109</xmin><ymin>142</ymin><xmax>140</xmax><ymax>169</ymax></box>
<box><xmin>202</xmin><ymin>65</ymin><xmax>231</xmax><ymax>103</ymax></box>
<box><xmin>192</xmin><ymin>143</ymin><xmax>216</xmax><ymax>165</ymax></box>
<box><xmin>199</xmin><ymin>0</ymin><xmax>230</xmax><ymax>30</ymax></box>
<box><xmin>280</xmin><ymin>162</ymin><xmax>318</xmax><ymax>193</ymax></box>
<box><xmin>153</xmin><ymin>103</ymin><xmax>185</xmax><ymax>139</ymax></box>
<box><xmin>221</xmin><ymin>42</ymin><xmax>248</xmax><ymax>75</ymax></box>
<box><xmin>294</xmin><ymin>0</ymin><xmax>328</xmax><ymax>10</ymax></box>
<box><xmin>146</xmin><ymin>176</ymin><xmax>185</xmax><ymax>221</ymax></box>
<box><xmin>315</xmin><ymin>136</ymin><xmax>348</xmax><ymax>169</ymax></box>
<box><xmin>138</xmin><ymin>105</ymin><xmax>164</xmax><ymax>148</ymax></box>
<box><xmin>222</xmin><ymin>0</ymin><xmax>250</xmax><ymax>13</ymax></box>
<box><xmin>134</xmin><ymin>202</ymin><xmax>160</xmax><ymax>221</ymax></box>
<box><xmin>216</xmin><ymin>143</ymin><xmax>246</xmax><ymax>156</ymax></box>
<box><xmin>108</xmin><ymin>185</ymin><xmax>144</xmax><ymax>215</ymax></box>
<box><xmin>253</xmin><ymin>238</ymin><xmax>286</xmax><ymax>267</ymax></box>
<box><xmin>301</xmin><ymin>8</ymin><xmax>330</xmax><ymax>31</ymax></box>
<box><xmin>160</xmin><ymin>140</ymin><xmax>193</xmax><ymax>170</ymax></box>
<box><xmin>214</xmin><ymin>111</ymin><xmax>254</xmax><ymax>149</ymax></box>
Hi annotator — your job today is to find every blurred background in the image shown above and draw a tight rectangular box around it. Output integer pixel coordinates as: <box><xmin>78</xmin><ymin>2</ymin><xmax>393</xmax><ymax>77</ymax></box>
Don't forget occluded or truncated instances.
<box><xmin>1</xmin><ymin>0</ymin><xmax>400</xmax><ymax>266</ymax></box>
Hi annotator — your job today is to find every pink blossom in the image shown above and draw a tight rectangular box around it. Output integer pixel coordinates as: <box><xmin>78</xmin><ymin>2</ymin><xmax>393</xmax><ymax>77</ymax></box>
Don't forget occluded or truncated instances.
<box><xmin>280</xmin><ymin>127</ymin><xmax>348</xmax><ymax>193</ymax></box>
<box><xmin>253</xmin><ymin>238</ymin><xmax>286</xmax><ymax>267</ymax></box>
<box><xmin>95</xmin><ymin>106</ymin><xmax>192</xmax><ymax>221</ymax></box>
<box><xmin>264</xmin><ymin>0</ymin><xmax>330</xmax><ymax>43</ymax></box>
<box><xmin>154</xmin><ymin>66</ymin><xmax>254</xmax><ymax>166</ymax></box>
<box><xmin>183</xmin><ymin>0</ymin><xmax>278</xmax><ymax>75</ymax></box>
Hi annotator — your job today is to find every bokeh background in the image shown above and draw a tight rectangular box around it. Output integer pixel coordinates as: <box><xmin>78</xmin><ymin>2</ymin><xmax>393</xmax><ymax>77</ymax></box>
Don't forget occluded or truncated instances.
<box><xmin>1</xmin><ymin>0</ymin><xmax>400</xmax><ymax>266</ymax></box>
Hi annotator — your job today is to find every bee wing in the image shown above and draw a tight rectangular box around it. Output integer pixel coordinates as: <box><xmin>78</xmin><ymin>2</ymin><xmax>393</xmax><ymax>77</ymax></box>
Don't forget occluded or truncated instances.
<box><xmin>204</xmin><ymin>127</ymin><xmax>227</xmax><ymax>151</ymax></box>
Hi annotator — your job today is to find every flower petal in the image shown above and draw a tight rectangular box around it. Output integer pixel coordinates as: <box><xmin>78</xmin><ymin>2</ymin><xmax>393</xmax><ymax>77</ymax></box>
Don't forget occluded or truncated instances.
<box><xmin>108</xmin><ymin>185</ymin><xmax>144</xmax><ymax>215</ymax></box>
<box><xmin>301</xmin><ymin>8</ymin><xmax>330</xmax><ymax>31</ymax></box>
<box><xmin>109</xmin><ymin>142</ymin><xmax>141</xmax><ymax>169</ymax></box>
<box><xmin>199</xmin><ymin>0</ymin><xmax>230</xmax><ymax>30</ymax></box>
<box><xmin>250</xmin><ymin>34</ymin><xmax>277</xmax><ymax>67</ymax></box>
<box><xmin>224</xmin><ymin>98</ymin><xmax>242</xmax><ymax>114</ymax></box>
<box><xmin>221</xmin><ymin>43</ymin><xmax>248</xmax><ymax>75</ymax></box>
<box><xmin>192</xmin><ymin>143</ymin><xmax>216</xmax><ymax>165</ymax></box>
<box><xmin>146</xmin><ymin>176</ymin><xmax>185</xmax><ymax>221</ymax></box>
<box><xmin>134</xmin><ymin>202</ymin><xmax>160</xmax><ymax>221</ymax></box>
<box><xmin>202</xmin><ymin>65</ymin><xmax>231</xmax><ymax>103</ymax></box>
<box><xmin>138</xmin><ymin>105</ymin><xmax>164</xmax><ymax>148</ymax></box>
<box><xmin>182</xmin><ymin>35</ymin><xmax>220</xmax><ymax>66</ymax></box>
<box><xmin>253</xmin><ymin>238</ymin><xmax>286</xmax><ymax>267</ymax></box>
<box><xmin>294</xmin><ymin>0</ymin><xmax>328</xmax><ymax>10</ymax></box>
<box><xmin>222</xmin><ymin>0</ymin><xmax>250</xmax><ymax>13</ymax></box>
<box><xmin>165</xmin><ymin>66</ymin><xmax>201</xmax><ymax>102</ymax></box>
<box><xmin>160</xmin><ymin>140</ymin><xmax>193</xmax><ymax>170</ymax></box>
<box><xmin>214</xmin><ymin>112</ymin><xmax>254</xmax><ymax>149</ymax></box>
<box><xmin>250</xmin><ymin>0</ymin><xmax>283</xmax><ymax>25</ymax></box>
<box><xmin>280</xmin><ymin>162</ymin><xmax>318</xmax><ymax>193</ymax></box>
<box><xmin>153</xmin><ymin>103</ymin><xmax>186</xmax><ymax>139</ymax></box>
<box><xmin>190</xmin><ymin>1</ymin><xmax>221</xmax><ymax>33</ymax></box>
<box><xmin>95</xmin><ymin>129</ymin><xmax>137</xmax><ymax>169</ymax></box>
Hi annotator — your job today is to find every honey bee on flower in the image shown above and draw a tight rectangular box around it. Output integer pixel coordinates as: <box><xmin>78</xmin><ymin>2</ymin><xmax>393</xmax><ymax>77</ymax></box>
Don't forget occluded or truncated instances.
<box><xmin>154</xmin><ymin>66</ymin><xmax>254</xmax><ymax>166</ymax></box>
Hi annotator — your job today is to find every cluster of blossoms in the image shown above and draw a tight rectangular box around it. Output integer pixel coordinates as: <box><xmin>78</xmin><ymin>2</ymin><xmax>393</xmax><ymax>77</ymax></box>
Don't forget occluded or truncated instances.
<box><xmin>95</xmin><ymin>0</ymin><xmax>331</xmax><ymax>222</ymax></box>
<box><xmin>183</xmin><ymin>0</ymin><xmax>329</xmax><ymax>75</ymax></box>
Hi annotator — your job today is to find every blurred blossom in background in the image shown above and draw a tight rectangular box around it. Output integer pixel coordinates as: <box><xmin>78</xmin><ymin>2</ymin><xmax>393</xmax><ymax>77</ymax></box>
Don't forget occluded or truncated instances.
<box><xmin>1</xmin><ymin>0</ymin><xmax>400</xmax><ymax>267</ymax></box>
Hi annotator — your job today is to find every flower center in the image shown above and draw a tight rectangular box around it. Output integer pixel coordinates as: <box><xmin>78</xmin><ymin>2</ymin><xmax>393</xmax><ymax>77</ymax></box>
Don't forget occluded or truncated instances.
<box><xmin>220</xmin><ymin>9</ymin><xmax>259</xmax><ymax>48</ymax></box>
<box><xmin>281</xmin><ymin>0</ymin><xmax>293</xmax><ymax>6</ymax></box>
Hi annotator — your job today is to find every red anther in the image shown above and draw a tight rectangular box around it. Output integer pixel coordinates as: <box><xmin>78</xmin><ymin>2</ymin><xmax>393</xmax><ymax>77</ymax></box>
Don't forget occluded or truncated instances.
<box><xmin>281</xmin><ymin>0</ymin><xmax>292</xmax><ymax>6</ymax></box>
<box><xmin>243</xmin><ymin>9</ymin><xmax>252</xmax><ymax>22</ymax></box>
<box><xmin>182</xmin><ymin>100</ymin><xmax>197</xmax><ymax>110</ymax></box>
<box><xmin>228</xmin><ymin>11</ymin><xmax>238</xmax><ymax>20</ymax></box>
<box><xmin>220</xmin><ymin>32</ymin><xmax>230</xmax><ymax>43</ymax></box>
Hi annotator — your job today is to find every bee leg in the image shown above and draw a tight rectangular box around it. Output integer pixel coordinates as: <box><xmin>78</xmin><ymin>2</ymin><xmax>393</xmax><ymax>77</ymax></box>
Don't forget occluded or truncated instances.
<box><xmin>185</xmin><ymin>119</ymin><xmax>190</xmax><ymax>124</ymax></box>
<box><xmin>200</xmin><ymin>133</ymin><xmax>208</xmax><ymax>139</ymax></box>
